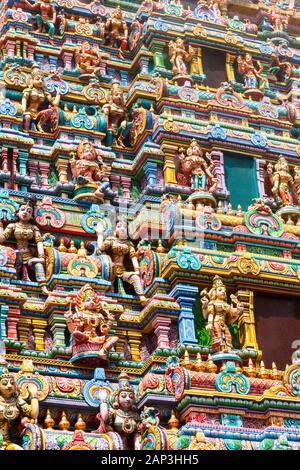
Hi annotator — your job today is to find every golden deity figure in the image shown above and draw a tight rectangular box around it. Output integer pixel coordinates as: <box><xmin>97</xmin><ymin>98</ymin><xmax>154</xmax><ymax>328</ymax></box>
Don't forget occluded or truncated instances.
<box><xmin>168</xmin><ymin>38</ymin><xmax>194</xmax><ymax>77</ymax></box>
<box><xmin>177</xmin><ymin>139</ymin><xmax>218</xmax><ymax>193</ymax></box>
<box><xmin>201</xmin><ymin>276</ymin><xmax>243</xmax><ymax>353</ymax></box>
<box><xmin>0</xmin><ymin>362</ymin><xmax>39</xmax><ymax>450</ymax></box>
<box><xmin>21</xmin><ymin>64</ymin><xmax>60</xmax><ymax>132</ymax></box>
<box><xmin>105</xmin><ymin>6</ymin><xmax>128</xmax><ymax>58</ymax></box>
<box><xmin>0</xmin><ymin>197</ymin><xmax>47</xmax><ymax>291</ymax></box>
<box><xmin>74</xmin><ymin>41</ymin><xmax>103</xmax><ymax>77</ymax></box>
<box><xmin>102</xmin><ymin>81</ymin><xmax>128</xmax><ymax>146</ymax></box>
<box><xmin>96</xmin><ymin>219</ymin><xmax>148</xmax><ymax>305</ymax></box>
<box><xmin>24</xmin><ymin>0</ymin><xmax>56</xmax><ymax>41</ymax></box>
<box><xmin>97</xmin><ymin>373</ymin><xmax>140</xmax><ymax>450</ymax></box>
<box><xmin>267</xmin><ymin>156</ymin><xmax>295</xmax><ymax>206</ymax></box>
<box><xmin>65</xmin><ymin>284</ymin><xmax>119</xmax><ymax>361</ymax></box>
<box><xmin>70</xmin><ymin>140</ymin><xmax>109</xmax><ymax>201</ymax></box>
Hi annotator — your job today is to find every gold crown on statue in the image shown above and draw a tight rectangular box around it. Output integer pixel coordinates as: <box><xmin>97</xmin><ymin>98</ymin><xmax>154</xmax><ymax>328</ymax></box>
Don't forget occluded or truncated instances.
<box><xmin>212</xmin><ymin>275</ymin><xmax>225</xmax><ymax>288</ymax></box>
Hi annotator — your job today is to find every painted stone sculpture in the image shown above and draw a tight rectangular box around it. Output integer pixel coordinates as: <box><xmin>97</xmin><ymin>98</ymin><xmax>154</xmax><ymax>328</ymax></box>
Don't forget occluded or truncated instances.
<box><xmin>65</xmin><ymin>284</ymin><xmax>119</xmax><ymax>363</ymax></box>
<box><xmin>236</xmin><ymin>54</ymin><xmax>265</xmax><ymax>99</ymax></box>
<box><xmin>97</xmin><ymin>373</ymin><xmax>140</xmax><ymax>450</ymax></box>
<box><xmin>105</xmin><ymin>6</ymin><xmax>128</xmax><ymax>58</ymax></box>
<box><xmin>267</xmin><ymin>156</ymin><xmax>295</xmax><ymax>206</ymax></box>
<box><xmin>0</xmin><ymin>361</ymin><xmax>39</xmax><ymax>450</ymax></box>
<box><xmin>75</xmin><ymin>42</ymin><xmax>104</xmax><ymax>78</ymax></box>
<box><xmin>70</xmin><ymin>140</ymin><xmax>110</xmax><ymax>202</ymax></box>
<box><xmin>102</xmin><ymin>81</ymin><xmax>129</xmax><ymax>147</ymax></box>
<box><xmin>22</xmin><ymin>65</ymin><xmax>60</xmax><ymax>132</ymax></box>
<box><xmin>0</xmin><ymin>197</ymin><xmax>47</xmax><ymax>291</ymax></box>
<box><xmin>24</xmin><ymin>0</ymin><xmax>56</xmax><ymax>41</ymax></box>
<box><xmin>96</xmin><ymin>220</ymin><xmax>148</xmax><ymax>305</ymax></box>
<box><xmin>168</xmin><ymin>38</ymin><xmax>194</xmax><ymax>84</ymax></box>
<box><xmin>200</xmin><ymin>276</ymin><xmax>243</xmax><ymax>353</ymax></box>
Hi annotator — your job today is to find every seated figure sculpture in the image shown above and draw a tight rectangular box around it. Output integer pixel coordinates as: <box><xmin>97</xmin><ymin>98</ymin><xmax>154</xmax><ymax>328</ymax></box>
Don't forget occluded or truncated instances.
<box><xmin>24</xmin><ymin>0</ymin><xmax>56</xmax><ymax>41</ymax></box>
<box><xmin>96</xmin><ymin>219</ymin><xmax>148</xmax><ymax>305</ymax></box>
<box><xmin>65</xmin><ymin>284</ymin><xmax>119</xmax><ymax>362</ymax></box>
<box><xmin>74</xmin><ymin>41</ymin><xmax>103</xmax><ymax>78</ymax></box>
<box><xmin>201</xmin><ymin>275</ymin><xmax>243</xmax><ymax>353</ymax></box>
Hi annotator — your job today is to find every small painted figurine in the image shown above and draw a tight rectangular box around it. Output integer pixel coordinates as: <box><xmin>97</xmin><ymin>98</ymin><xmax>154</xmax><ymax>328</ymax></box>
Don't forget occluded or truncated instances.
<box><xmin>22</xmin><ymin>65</ymin><xmax>60</xmax><ymax>132</ymax></box>
<box><xmin>0</xmin><ymin>364</ymin><xmax>39</xmax><ymax>450</ymax></box>
<box><xmin>201</xmin><ymin>275</ymin><xmax>243</xmax><ymax>353</ymax></box>
<box><xmin>267</xmin><ymin>156</ymin><xmax>295</xmax><ymax>206</ymax></box>
<box><xmin>0</xmin><ymin>197</ymin><xmax>47</xmax><ymax>289</ymax></box>
<box><xmin>102</xmin><ymin>81</ymin><xmax>128</xmax><ymax>146</ymax></box>
<box><xmin>237</xmin><ymin>54</ymin><xmax>264</xmax><ymax>90</ymax></box>
<box><xmin>177</xmin><ymin>139</ymin><xmax>218</xmax><ymax>193</ymax></box>
<box><xmin>96</xmin><ymin>219</ymin><xmax>148</xmax><ymax>305</ymax></box>
<box><xmin>168</xmin><ymin>38</ymin><xmax>194</xmax><ymax>76</ymax></box>
<box><xmin>105</xmin><ymin>6</ymin><xmax>128</xmax><ymax>58</ymax></box>
<box><xmin>65</xmin><ymin>284</ymin><xmax>119</xmax><ymax>360</ymax></box>
<box><xmin>98</xmin><ymin>373</ymin><xmax>140</xmax><ymax>449</ymax></box>
<box><xmin>70</xmin><ymin>141</ymin><xmax>109</xmax><ymax>200</ymax></box>
<box><xmin>75</xmin><ymin>41</ymin><xmax>103</xmax><ymax>77</ymax></box>
<box><xmin>269</xmin><ymin>54</ymin><xmax>292</xmax><ymax>83</ymax></box>
<box><xmin>24</xmin><ymin>0</ymin><xmax>56</xmax><ymax>41</ymax></box>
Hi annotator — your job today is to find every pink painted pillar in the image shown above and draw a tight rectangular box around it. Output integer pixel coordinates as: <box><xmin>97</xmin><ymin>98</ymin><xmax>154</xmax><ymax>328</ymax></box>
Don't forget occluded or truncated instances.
<box><xmin>7</xmin><ymin>306</ymin><xmax>20</xmax><ymax>340</ymax></box>
<box><xmin>12</xmin><ymin>149</ymin><xmax>18</xmax><ymax>190</ymax></box>
<box><xmin>39</xmin><ymin>162</ymin><xmax>50</xmax><ymax>189</ymax></box>
<box><xmin>28</xmin><ymin>161</ymin><xmax>39</xmax><ymax>188</ymax></box>
<box><xmin>152</xmin><ymin>317</ymin><xmax>171</xmax><ymax>348</ymax></box>
<box><xmin>27</xmin><ymin>45</ymin><xmax>35</xmax><ymax>61</ymax></box>
<box><xmin>6</xmin><ymin>40</ymin><xmax>15</xmax><ymax>58</ymax></box>
<box><xmin>121</xmin><ymin>176</ymin><xmax>131</xmax><ymax>199</ymax></box>
<box><xmin>256</xmin><ymin>159</ymin><xmax>267</xmax><ymax>198</ymax></box>
<box><xmin>62</xmin><ymin>51</ymin><xmax>73</xmax><ymax>70</ymax></box>
<box><xmin>110</xmin><ymin>175</ymin><xmax>120</xmax><ymax>193</ymax></box>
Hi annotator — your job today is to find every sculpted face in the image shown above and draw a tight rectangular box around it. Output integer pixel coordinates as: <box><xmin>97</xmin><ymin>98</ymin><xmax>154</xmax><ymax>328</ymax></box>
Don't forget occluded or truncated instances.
<box><xmin>118</xmin><ymin>390</ymin><xmax>134</xmax><ymax>411</ymax></box>
<box><xmin>18</xmin><ymin>204</ymin><xmax>33</xmax><ymax>223</ymax></box>
<box><xmin>0</xmin><ymin>376</ymin><xmax>16</xmax><ymax>399</ymax></box>
<box><xmin>32</xmin><ymin>72</ymin><xmax>44</xmax><ymax>89</ymax></box>
<box><xmin>84</xmin><ymin>294</ymin><xmax>97</xmax><ymax>311</ymax></box>
<box><xmin>216</xmin><ymin>286</ymin><xmax>226</xmax><ymax>300</ymax></box>
<box><xmin>115</xmin><ymin>221</ymin><xmax>127</xmax><ymax>239</ymax></box>
<box><xmin>82</xmin><ymin>144</ymin><xmax>94</xmax><ymax>160</ymax></box>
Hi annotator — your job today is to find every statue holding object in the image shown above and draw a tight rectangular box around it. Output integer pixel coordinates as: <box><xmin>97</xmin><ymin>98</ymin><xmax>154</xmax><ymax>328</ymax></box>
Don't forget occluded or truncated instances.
<box><xmin>102</xmin><ymin>81</ymin><xmax>129</xmax><ymax>147</ymax></box>
<box><xmin>267</xmin><ymin>156</ymin><xmax>296</xmax><ymax>207</ymax></box>
<box><xmin>201</xmin><ymin>276</ymin><xmax>243</xmax><ymax>353</ymax></box>
<box><xmin>105</xmin><ymin>6</ymin><xmax>128</xmax><ymax>58</ymax></box>
<box><xmin>24</xmin><ymin>0</ymin><xmax>56</xmax><ymax>41</ymax></box>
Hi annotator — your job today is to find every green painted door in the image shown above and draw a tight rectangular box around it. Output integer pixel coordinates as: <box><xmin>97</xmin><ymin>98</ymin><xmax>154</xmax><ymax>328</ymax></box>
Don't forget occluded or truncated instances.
<box><xmin>224</xmin><ymin>154</ymin><xmax>259</xmax><ymax>210</ymax></box>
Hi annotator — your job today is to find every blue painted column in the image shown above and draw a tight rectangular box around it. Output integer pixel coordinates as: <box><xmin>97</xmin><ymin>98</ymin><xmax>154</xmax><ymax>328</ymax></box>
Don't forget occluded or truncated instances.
<box><xmin>0</xmin><ymin>305</ymin><xmax>8</xmax><ymax>339</ymax></box>
<box><xmin>120</xmin><ymin>71</ymin><xmax>128</xmax><ymax>87</ymax></box>
<box><xmin>170</xmin><ymin>283</ymin><xmax>198</xmax><ymax>345</ymax></box>
<box><xmin>49</xmin><ymin>56</ymin><xmax>58</xmax><ymax>72</ymax></box>
<box><xmin>144</xmin><ymin>162</ymin><xmax>157</xmax><ymax>186</ymax></box>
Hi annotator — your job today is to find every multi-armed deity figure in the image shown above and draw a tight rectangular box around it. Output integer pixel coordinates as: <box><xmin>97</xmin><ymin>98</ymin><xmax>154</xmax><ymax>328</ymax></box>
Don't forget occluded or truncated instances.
<box><xmin>269</xmin><ymin>53</ymin><xmax>292</xmax><ymax>83</ymax></box>
<box><xmin>24</xmin><ymin>0</ymin><xmax>56</xmax><ymax>41</ymax></box>
<box><xmin>236</xmin><ymin>54</ymin><xmax>265</xmax><ymax>98</ymax></box>
<box><xmin>0</xmin><ymin>361</ymin><xmax>39</xmax><ymax>450</ymax></box>
<box><xmin>96</xmin><ymin>219</ymin><xmax>148</xmax><ymax>305</ymax></box>
<box><xmin>97</xmin><ymin>373</ymin><xmax>140</xmax><ymax>449</ymax></box>
<box><xmin>102</xmin><ymin>81</ymin><xmax>128</xmax><ymax>147</ymax></box>
<box><xmin>177</xmin><ymin>139</ymin><xmax>218</xmax><ymax>193</ymax></box>
<box><xmin>201</xmin><ymin>275</ymin><xmax>243</xmax><ymax>353</ymax></box>
<box><xmin>168</xmin><ymin>38</ymin><xmax>195</xmax><ymax>83</ymax></box>
<box><xmin>70</xmin><ymin>140</ymin><xmax>109</xmax><ymax>202</ymax></box>
<box><xmin>105</xmin><ymin>6</ymin><xmax>128</xmax><ymax>58</ymax></box>
<box><xmin>0</xmin><ymin>197</ymin><xmax>47</xmax><ymax>291</ymax></box>
<box><xmin>74</xmin><ymin>41</ymin><xmax>103</xmax><ymax>77</ymax></box>
<box><xmin>22</xmin><ymin>64</ymin><xmax>60</xmax><ymax>132</ymax></box>
<box><xmin>267</xmin><ymin>155</ymin><xmax>296</xmax><ymax>206</ymax></box>
<box><xmin>65</xmin><ymin>284</ymin><xmax>119</xmax><ymax>361</ymax></box>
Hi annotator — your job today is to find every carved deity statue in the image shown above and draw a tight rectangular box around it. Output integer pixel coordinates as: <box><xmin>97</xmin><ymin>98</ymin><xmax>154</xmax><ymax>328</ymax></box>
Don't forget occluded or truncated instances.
<box><xmin>97</xmin><ymin>373</ymin><xmax>140</xmax><ymax>449</ymax></box>
<box><xmin>24</xmin><ymin>0</ymin><xmax>56</xmax><ymax>40</ymax></box>
<box><xmin>267</xmin><ymin>156</ymin><xmax>295</xmax><ymax>206</ymax></box>
<box><xmin>0</xmin><ymin>197</ymin><xmax>47</xmax><ymax>291</ymax></box>
<box><xmin>177</xmin><ymin>139</ymin><xmax>218</xmax><ymax>193</ymax></box>
<box><xmin>168</xmin><ymin>38</ymin><xmax>194</xmax><ymax>76</ymax></box>
<box><xmin>269</xmin><ymin>54</ymin><xmax>292</xmax><ymax>83</ymax></box>
<box><xmin>237</xmin><ymin>54</ymin><xmax>264</xmax><ymax>91</ymax></box>
<box><xmin>96</xmin><ymin>219</ymin><xmax>147</xmax><ymax>305</ymax></box>
<box><xmin>75</xmin><ymin>41</ymin><xmax>103</xmax><ymax>77</ymax></box>
<box><xmin>70</xmin><ymin>141</ymin><xmax>109</xmax><ymax>201</ymax></box>
<box><xmin>65</xmin><ymin>284</ymin><xmax>119</xmax><ymax>361</ymax></box>
<box><xmin>105</xmin><ymin>6</ymin><xmax>128</xmax><ymax>58</ymax></box>
<box><xmin>22</xmin><ymin>65</ymin><xmax>60</xmax><ymax>132</ymax></box>
<box><xmin>0</xmin><ymin>362</ymin><xmax>39</xmax><ymax>450</ymax></box>
<box><xmin>102</xmin><ymin>81</ymin><xmax>128</xmax><ymax>146</ymax></box>
<box><xmin>201</xmin><ymin>275</ymin><xmax>243</xmax><ymax>353</ymax></box>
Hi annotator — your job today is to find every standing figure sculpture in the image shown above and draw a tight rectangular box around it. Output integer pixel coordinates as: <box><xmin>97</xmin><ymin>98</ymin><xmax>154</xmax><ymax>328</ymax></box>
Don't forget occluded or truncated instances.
<box><xmin>168</xmin><ymin>38</ymin><xmax>194</xmax><ymax>79</ymax></box>
<box><xmin>97</xmin><ymin>373</ymin><xmax>140</xmax><ymax>450</ymax></box>
<box><xmin>201</xmin><ymin>276</ymin><xmax>243</xmax><ymax>353</ymax></box>
<box><xmin>70</xmin><ymin>140</ymin><xmax>109</xmax><ymax>202</ymax></box>
<box><xmin>24</xmin><ymin>0</ymin><xmax>56</xmax><ymax>41</ymax></box>
<box><xmin>0</xmin><ymin>363</ymin><xmax>39</xmax><ymax>450</ymax></box>
<box><xmin>267</xmin><ymin>156</ymin><xmax>295</xmax><ymax>206</ymax></box>
<box><xmin>105</xmin><ymin>6</ymin><xmax>128</xmax><ymax>58</ymax></box>
<box><xmin>177</xmin><ymin>139</ymin><xmax>218</xmax><ymax>193</ymax></box>
<box><xmin>65</xmin><ymin>284</ymin><xmax>119</xmax><ymax>361</ymax></box>
<box><xmin>102</xmin><ymin>81</ymin><xmax>128</xmax><ymax>147</ymax></box>
<box><xmin>22</xmin><ymin>65</ymin><xmax>60</xmax><ymax>132</ymax></box>
<box><xmin>0</xmin><ymin>197</ymin><xmax>47</xmax><ymax>291</ymax></box>
<box><xmin>269</xmin><ymin>54</ymin><xmax>292</xmax><ymax>83</ymax></box>
<box><xmin>96</xmin><ymin>219</ymin><xmax>148</xmax><ymax>305</ymax></box>
<box><xmin>236</xmin><ymin>54</ymin><xmax>265</xmax><ymax>98</ymax></box>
